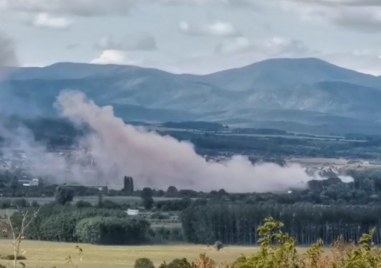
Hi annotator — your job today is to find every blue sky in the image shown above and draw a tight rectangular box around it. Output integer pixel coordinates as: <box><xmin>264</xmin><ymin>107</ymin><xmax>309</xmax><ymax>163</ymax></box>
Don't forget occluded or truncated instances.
<box><xmin>0</xmin><ymin>0</ymin><xmax>380</xmax><ymax>74</ymax></box>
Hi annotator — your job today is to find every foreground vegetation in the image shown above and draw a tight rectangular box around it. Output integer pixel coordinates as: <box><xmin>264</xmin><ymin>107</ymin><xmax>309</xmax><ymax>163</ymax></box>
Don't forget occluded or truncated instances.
<box><xmin>2</xmin><ymin>218</ymin><xmax>381</xmax><ymax>268</ymax></box>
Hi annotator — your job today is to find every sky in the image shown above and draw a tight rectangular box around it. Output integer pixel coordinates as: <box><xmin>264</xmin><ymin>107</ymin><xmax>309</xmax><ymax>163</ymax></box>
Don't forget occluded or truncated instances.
<box><xmin>0</xmin><ymin>0</ymin><xmax>380</xmax><ymax>75</ymax></box>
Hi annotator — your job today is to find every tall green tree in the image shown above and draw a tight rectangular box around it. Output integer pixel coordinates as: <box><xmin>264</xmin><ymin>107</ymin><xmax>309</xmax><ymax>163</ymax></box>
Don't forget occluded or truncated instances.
<box><xmin>55</xmin><ymin>186</ymin><xmax>74</xmax><ymax>205</ymax></box>
<box><xmin>141</xmin><ymin>187</ymin><xmax>154</xmax><ymax>210</ymax></box>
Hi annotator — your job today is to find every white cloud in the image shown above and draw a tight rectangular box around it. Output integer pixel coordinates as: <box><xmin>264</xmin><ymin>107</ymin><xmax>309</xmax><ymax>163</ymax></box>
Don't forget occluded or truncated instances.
<box><xmin>32</xmin><ymin>13</ymin><xmax>72</xmax><ymax>29</ymax></box>
<box><xmin>282</xmin><ymin>0</ymin><xmax>381</xmax><ymax>32</ymax></box>
<box><xmin>215</xmin><ymin>36</ymin><xmax>310</xmax><ymax>56</ymax></box>
<box><xmin>215</xmin><ymin>36</ymin><xmax>250</xmax><ymax>54</ymax></box>
<box><xmin>91</xmin><ymin>50</ymin><xmax>141</xmax><ymax>65</ymax></box>
<box><xmin>0</xmin><ymin>0</ymin><xmax>253</xmax><ymax>17</ymax></box>
<box><xmin>95</xmin><ymin>34</ymin><xmax>157</xmax><ymax>51</ymax></box>
<box><xmin>179</xmin><ymin>20</ymin><xmax>240</xmax><ymax>37</ymax></box>
<box><xmin>325</xmin><ymin>50</ymin><xmax>381</xmax><ymax>75</ymax></box>
<box><xmin>155</xmin><ymin>0</ymin><xmax>252</xmax><ymax>7</ymax></box>
<box><xmin>0</xmin><ymin>0</ymin><xmax>137</xmax><ymax>16</ymax></box>
<box><xmin>91</xmin><ymin>50</ymin><xmax>126</xmax><ymax>64</ymax></box>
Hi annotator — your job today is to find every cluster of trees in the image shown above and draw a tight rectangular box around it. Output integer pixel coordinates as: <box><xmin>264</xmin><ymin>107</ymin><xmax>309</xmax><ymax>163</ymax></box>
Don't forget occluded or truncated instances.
<box><xmin>10</xmin><ymin>204</ymin><xmax>150</xmax><ymax>245</ymax></box>
<box><xmin>182</xmin><ymin>202</ymin><xmax>381</xmax><ymax>245</ymax></box>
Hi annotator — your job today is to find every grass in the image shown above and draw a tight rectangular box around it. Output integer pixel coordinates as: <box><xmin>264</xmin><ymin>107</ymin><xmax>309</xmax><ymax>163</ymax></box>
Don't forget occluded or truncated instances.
<box><xmin>0</xmin><ymin>239</ymin><xmax>258</xmax><ymax>268</ymax></box>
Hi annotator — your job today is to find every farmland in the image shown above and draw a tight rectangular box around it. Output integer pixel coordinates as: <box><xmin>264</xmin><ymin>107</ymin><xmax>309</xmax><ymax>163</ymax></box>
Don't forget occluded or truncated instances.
<box><xmin>0</xmin><ymin>240</ymin><xmax>257</xmax><ymax>268</ymax></box>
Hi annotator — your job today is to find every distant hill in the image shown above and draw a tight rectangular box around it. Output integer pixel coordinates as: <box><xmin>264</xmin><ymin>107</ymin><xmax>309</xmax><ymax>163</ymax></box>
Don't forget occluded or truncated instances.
<box><xmin>161</xmin><ymin>121</ymin><xmax>226</xmax><ymax>131</ymax></box>
<box><xmin>1</xmin><ymin>58</ymin><xmax>381</xmax><ymax>135</ymax></box>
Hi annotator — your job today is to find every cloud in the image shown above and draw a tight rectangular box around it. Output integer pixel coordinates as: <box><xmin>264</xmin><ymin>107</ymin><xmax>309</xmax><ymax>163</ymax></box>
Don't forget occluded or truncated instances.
<box><xmin>91</xmin><ymin>50</ymin><xmax>126</xmax><ymax>64</ymax></box>
<box><xmin>66</xmin><ymin>43</ymin><xmax>80</xmax><ymax>50</ymax></box>
<box><xmin>324</xmin><ymin>50</ymin><xmax>381</xmax><ymax>75</ymax></box>
<box><xmin>95</xmin><ymin>34</ymin><xmax>157</xmax><ymax>51</ymax></box>
<box><xmin>0</xmin><ymin>0</ymin><xmax>254</xmax><ymax>17</ymax></box>
<box><xmin>297</xmin><ymin>0</ymin><xmax>381</xmax><ymax>7</ymax></box>
<box><xmin>179</xmin><ymin>20</ymin><xmax>240</xmax><ymax>37</ymax></box>
<box><xmin>0</xmin><ymin>0</ymin><xmax>137</xmax><ymax>17</ymax></box>
<box><xmin>215</xmin><ymin>36</ymin><xmax>251</xmax><ymax>54</ymax></box>
<box><xmin>155</xmin><ymin>0</ymin><xmax>253</xmax><ymax>7</ymax></box>
<box><xmin>283</xmin><ymin>0</ymin><xmax>381</xmax><ymax>32</ymax></box>
<box><xmin>91</xmin><ymin>50</ymin><xmax>141</xmax><ymax>65</ymax></box>
<box><xmin>32</xmin><ymin>13</ymin><xmax>72</xmax><ymax>29</ymax></box>
<box><xmin>215</xmin><ymin>36</ymin><xmax>310</xmax><ymax>56</ymax></box>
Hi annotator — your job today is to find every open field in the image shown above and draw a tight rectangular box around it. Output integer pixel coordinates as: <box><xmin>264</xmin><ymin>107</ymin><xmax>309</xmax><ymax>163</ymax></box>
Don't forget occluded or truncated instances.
<box><xmin>0</xmin><ymin>240</ymin><xmax>259</xmax><ymax>268</ymax></box>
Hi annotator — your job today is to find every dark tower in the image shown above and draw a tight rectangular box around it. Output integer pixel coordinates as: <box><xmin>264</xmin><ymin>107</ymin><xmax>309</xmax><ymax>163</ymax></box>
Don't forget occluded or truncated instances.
<box><xmin>123</xmin><ymin>176</ymin><xmax>134</xmax><ymax>193</ymax></box>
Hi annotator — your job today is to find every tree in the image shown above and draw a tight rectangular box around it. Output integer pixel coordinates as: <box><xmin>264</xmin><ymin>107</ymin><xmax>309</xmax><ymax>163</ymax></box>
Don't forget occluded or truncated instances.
<box><xmin>1</xmin><ymin>208</ymin><xmax>40</xmax><ymax>268</ymax></box>
<box><xmin>166</xmin><ymin>186</ymin><xmax>178</xmax><ymax>196</ymax></box>
<box><xmin>75</xmin><ymin>216</ymin><xmax>150</xmax><ymax>244</ymax></box>
<box><xmin>55</xmin><ymin>186</ymin><xmax>74</xmax><ymax>205</ymax></box>
<box><xmin>141</xmin><ymin>187</ymin><xmax>154</xmax><ymax>210</ymax></box>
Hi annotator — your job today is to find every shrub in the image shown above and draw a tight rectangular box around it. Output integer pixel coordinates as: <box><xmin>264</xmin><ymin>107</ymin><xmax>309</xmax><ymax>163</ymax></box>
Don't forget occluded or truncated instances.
<box><xmin>11</xmin><ymin>198</ymin><xmax>29</xmax><ymax>208</ymax></box>
<box><xmin>0</xmin><ymin>199</ymin><xmax>11</xmax><ymax>209</ymax></box>
<box><xmin>159</xmin><ymin>258</ymin><xmax>192</xmax><ymax>268</ymax></box>
<box><xmin>213</xmin><ymin>241</ymin><xmax>223</xmax><ymax>251</ymax></box>
<box><xmin>234</xmin><ymin>217</ymin><xmax>299</xmax><ymax>268</ymax></box>
<box><xmin>135</xmin><ymin>258</ymin><xmax>155</xmax><ymax>268</ymax></box>
<box><xmin>75</xmin><ymin>200</ymin><xmax>92</xmax><ymax>208</ymax></box>
<box><xmin>1</xmin><ymin>255</ymin><xmax>26</xmax><ymax>260</ymax></box>
<box><xmin>98</xmin><ymin>200</ymin><xmax>121</xmax><ymax>209</ymax></box>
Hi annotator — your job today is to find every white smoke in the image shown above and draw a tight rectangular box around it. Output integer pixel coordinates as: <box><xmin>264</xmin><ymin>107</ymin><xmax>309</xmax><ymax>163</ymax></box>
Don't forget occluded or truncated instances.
<box><xmin>36</xmin><ymin>90</ymin><xmax>320</xmax><ymax>192</ymax></box>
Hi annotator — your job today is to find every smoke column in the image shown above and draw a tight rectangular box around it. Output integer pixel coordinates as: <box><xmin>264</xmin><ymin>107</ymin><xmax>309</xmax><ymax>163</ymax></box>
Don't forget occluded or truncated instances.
<box><xmin>53</xmin><ymin>90</ymin><xmax>321</xmax><ymax>192</ymax></box>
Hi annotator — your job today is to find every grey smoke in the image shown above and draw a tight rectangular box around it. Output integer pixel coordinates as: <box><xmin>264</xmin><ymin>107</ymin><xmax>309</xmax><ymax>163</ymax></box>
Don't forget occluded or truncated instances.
<box><xmin>0</xmin><ymin>32</ymin><xmax>18</xmax><ymax>70</ymax></box>
<box><xmin>0</xmin><ymin>32</ymin><xmax>21</xmax><ymax>116</ymax></box>
<box><xmin>47</xmin><ymin>90</ymin><xmax>319</xmax><ymax>192</ymax></box>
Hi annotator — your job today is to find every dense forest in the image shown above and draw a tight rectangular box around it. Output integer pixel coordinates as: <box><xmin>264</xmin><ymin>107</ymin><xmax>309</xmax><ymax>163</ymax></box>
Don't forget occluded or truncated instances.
<box><xmin>182</xmin><ymin>202</ymin><xmax>381</xmax><ymax>245</ymax></box>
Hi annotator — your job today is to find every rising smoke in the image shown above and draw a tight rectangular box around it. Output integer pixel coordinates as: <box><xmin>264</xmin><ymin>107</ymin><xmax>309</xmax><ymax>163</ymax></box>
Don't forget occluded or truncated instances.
<box><xmin>50</xmin><ymin>90</ymin><xmax>319</xmax><ymax>192</ymax></box>
<box><xmin>0</xmin><ymin>32</ymin><xmax>17</xmax><ymax>70</ymax></box>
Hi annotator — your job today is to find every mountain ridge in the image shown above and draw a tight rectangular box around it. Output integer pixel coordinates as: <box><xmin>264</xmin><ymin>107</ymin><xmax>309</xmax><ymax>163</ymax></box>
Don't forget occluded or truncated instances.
<box><xmin>1</xmin><ymin>57</ymin><xmax>381</xmax><ymax>135</ymax></box>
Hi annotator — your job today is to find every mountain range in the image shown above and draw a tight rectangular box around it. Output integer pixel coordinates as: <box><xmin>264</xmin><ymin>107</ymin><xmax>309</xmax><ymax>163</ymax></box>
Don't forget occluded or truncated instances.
<box><xmin>1</xmin><ymin>57</ymin><xmax>381</xmax><ymax>135</ymax></box>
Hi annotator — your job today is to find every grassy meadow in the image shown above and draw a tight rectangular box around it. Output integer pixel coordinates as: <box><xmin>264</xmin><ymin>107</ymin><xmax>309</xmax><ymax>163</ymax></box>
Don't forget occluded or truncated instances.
<box><xmin>0</xmin><ymin>240</ymin><xmax>258</xmax><ymax>268</ymax></box>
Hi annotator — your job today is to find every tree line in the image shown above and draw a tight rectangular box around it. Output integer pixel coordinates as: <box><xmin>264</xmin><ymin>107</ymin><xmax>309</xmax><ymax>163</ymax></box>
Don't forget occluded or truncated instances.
<box><xmin>182</xmin><ymin>202</ymin><xmax>381</xmax><ymax>245</ymax></box>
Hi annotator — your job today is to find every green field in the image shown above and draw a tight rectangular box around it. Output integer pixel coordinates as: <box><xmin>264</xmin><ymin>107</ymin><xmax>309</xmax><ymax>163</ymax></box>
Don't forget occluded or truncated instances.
<box><xmin>0</xmin><ymin>240</ymin><xmax>257</xmax><ymax>268</ymax></box>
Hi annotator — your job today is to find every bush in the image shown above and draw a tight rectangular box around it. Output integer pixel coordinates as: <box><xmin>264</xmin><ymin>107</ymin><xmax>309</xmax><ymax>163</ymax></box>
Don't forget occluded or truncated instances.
<box><xmin>75</xmin><ymin>200</ymin><xmax>92</xmax><ymax>208</ymax></box>
<box><xmin>1</xmin><ymin>255</ymin><xmax>27</xmax><ymax>260</ymax></box>
<box><xmin>159</xmin><ymin>258</ymin><xmax>192</xmax><ymax>268</ymax></box>
<box><xmin>39</xmin><ymin>212</ymin><xmax>80</xmax><ymax>242</ymax></box>
<box><xmin>0</xmin><ymin>199</ymin><xmax>11</xmax><ymax>209</ymax></box>
<box><xmin>12</xmin><ymin>198</ymin><xmax>29</xmax><ymax>208</ymax></box>
<box><xmin>98</xmin><ymin>200</ymin><xmax>121</xmax><ymax>209</ymax></box>
<box><xmin>134</xmin><ymin>258</ymin><xmax>155</xmax><ymax>268</ymax></box>
<box><xmin>213</xmin><ymin>241</ymin><xmax>223</xmax><ymax>251</ymax></box>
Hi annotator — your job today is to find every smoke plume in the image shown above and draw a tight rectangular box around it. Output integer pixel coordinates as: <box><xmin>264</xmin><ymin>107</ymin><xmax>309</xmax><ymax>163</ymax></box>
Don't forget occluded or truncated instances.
<box><xmin>31</xmin><ymin>90</ymin><xmax>318</xmax><ymax>192</ymax></box>
<box><xmin>0</xmin><ymin>31</ymin><xmax>18</xmax><ymax>75</ymax></box>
